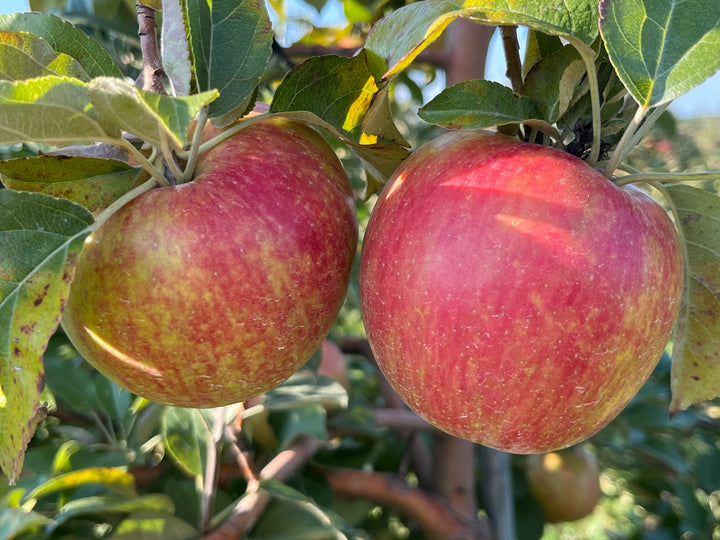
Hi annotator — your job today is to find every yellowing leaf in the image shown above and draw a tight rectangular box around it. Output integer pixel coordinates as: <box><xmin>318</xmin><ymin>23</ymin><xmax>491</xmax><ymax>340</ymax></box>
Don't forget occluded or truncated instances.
<box><xmin>664</xmin><ymin>185</ymin><xmax>720</xmax><ymax>413</ymax></box>
<box><xmin>0</xmin><ymin>190</ymin><xmax>94</xmax><ymax>484</ymax></box>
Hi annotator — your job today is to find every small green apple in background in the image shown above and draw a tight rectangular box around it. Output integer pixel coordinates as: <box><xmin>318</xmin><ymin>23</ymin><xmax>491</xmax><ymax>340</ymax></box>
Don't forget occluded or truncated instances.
<box><xmin>525</xmin><ymin>445</ymin><xmax>601</xmax><ymax>522</ymax></box>
<box><xmin>62</xmin><ymin>117</ymin><xmax>358</xmax><ymax>408</ymax></box>
<box><xmin>360</xmin><ymin>129</ymin><xmax>684</xmax><ymax>453</ymax></box>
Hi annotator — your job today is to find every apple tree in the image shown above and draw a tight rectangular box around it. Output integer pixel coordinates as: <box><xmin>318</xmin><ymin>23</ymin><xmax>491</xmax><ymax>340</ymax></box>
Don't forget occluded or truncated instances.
<box><xmin>1</xmin><ymin>0</ymin><xmax>720</xmax><ymax>538</ymax></box>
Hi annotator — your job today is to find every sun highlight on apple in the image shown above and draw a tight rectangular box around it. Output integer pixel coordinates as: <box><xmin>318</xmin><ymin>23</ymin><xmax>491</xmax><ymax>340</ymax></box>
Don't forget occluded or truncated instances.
<box><xmin>359</xmin><ymin>129</ymin><xmax>684</xmax><ymax>453</ymax></box>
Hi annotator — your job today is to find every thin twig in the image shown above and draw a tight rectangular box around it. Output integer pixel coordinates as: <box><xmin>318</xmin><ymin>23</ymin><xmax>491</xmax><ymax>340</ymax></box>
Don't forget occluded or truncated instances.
<box><xmin>136</xmin><ymin>2</ymin><xmax>165</xmax><ymax>94</ymax></box>
<box><xmin>500</xmin><ymin>26</ymin><xmax>524</xmax><ymax>95</ymax></box>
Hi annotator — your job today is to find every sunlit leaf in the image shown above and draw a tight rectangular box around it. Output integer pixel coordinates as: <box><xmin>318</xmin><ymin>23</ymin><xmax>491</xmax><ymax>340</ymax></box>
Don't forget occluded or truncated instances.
<box><xmin>23</xmin><ymin>467</ymin><xmax>137</xmax><ymax>501</ymax></box>
<box><xmin>185</xmin><ymin>0</ymin><xmax>273</xmax><ymax>125</ymax></box>
<box><xmin>270</xmin><ymin>53</ymin><xmax>378</xmax><ymax>143</ymax></box>
<box><xmin>664</xmin><ymin>185</ymin><xmax>720</xmax><ymax>413</ymax></box>
<box><xmin>0</xmin><ymin>12</ymin><xmax>122</xmax><ymax>78</ymax></box>
<box><xmin>0</xmin><ymin>155</ymin><xmax>140</xmax><ymax>213</ymax></box>
<box><xmin>0</xmin><ymin>190</ymin><xmax>94</xmax><ymax>484</ymax></box>
<box><xmin>88</xmin><ymin>77</ymin><xmax>218</xmax><ymax>149</ymax></box>
<box><xmin>0</xmin><ymin>76</ymin><xmax>122</xmax><ymax>146</ymax></box>
<box><xmin>599</xmin><ymin>0</ymin><xmax>720</xmax><ymax>109</ymax></box>
<box><xmin>0</xmin><ymin>31</ymin><xmax>89</xmax><ymax>81</ymax></box>
<box><xmin>364</xmin><ymin>0</ymin><xmax>600</xmax><ymax>80</ymax></box>
<box><xmin>418</xmin><ymin>79</ymin><xmax>544</xmax><ymax>128</ymax></box>
<box><xmin>54</xmin><ymin>494</ymin><xmax>175</xmax><ymax>527</ymax></box>
<box><xmin>113</xmin><ymin>511</ymin><xmax>199</xmax><ymax>539</ymax></box>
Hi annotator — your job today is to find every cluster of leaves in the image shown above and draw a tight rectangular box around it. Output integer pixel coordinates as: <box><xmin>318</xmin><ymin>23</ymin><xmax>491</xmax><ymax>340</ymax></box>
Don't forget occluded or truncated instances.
<box><xmin>1</xmin><ymin>0</ymin><xmax>720</xmax><ymax>537</ymax></box>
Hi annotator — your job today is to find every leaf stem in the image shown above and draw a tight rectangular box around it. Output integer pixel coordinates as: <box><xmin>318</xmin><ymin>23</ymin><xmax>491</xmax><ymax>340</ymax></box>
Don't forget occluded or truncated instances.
<box><xmin>566</xmin><ymin>37</ymin><xmax>601</xmax><ymax>165</ymax></box>
<box><xmin>615</xmin><ymin>170</ymin><xmax>720</xmax><ymax>187</ymax></box>
<box><xmin>603</xmin><ymin>105</ymin><xmax>646</xmax><ymax>178</ymax></box>
<box><xmin>160</xmin><ymin>133</ymin><xmax>184</xmax><ymax>186</ymax></box>
<box><xmin>90</xmin><ymin>178</ymin><xmax>159</xmax><ymax>233</ymax></box>
<box><xmin>117</xmin><ymin>139</ymin><xmax>169</xmax><ymax>186</ymax></box>
<box><xmin>200</xmin><ymin>408</ymin><xmax>226</xmax><ymax>533</ymax></box>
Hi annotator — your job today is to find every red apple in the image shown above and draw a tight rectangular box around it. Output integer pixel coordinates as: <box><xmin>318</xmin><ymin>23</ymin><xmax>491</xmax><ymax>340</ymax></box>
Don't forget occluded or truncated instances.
<box><xmin>525</xmin><ymin>445</ymin><xmax>601</xmax><ymax>522</ymax></box>
<box><xmin>62</xmin><ymin>118</ymin><xmax>358</xmax><ymax>408</ymax></box>
<box><xmin>359</xmin><ymin>130</ymin><xmax>683</xmax><ymax>453</ymax></box>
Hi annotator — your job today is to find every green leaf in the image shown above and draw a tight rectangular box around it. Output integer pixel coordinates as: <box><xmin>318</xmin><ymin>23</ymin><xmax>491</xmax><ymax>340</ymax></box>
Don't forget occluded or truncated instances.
<box><xmin>88</xmin><ymin>77</ymin><xmax>218</xmax><ymax>150</ymax></box>
<box><xmin>161</xmin><ymin>0</ymin><xmax>191</xmax><ymax>96</ymax></box>
<box><xmin>55</xmin><ymin>494</ymin><xmax>175</xmax><ymax>527</ymax></box>
<box><xmin>274</xmin><ymin>406</ymin><xmax>327</xmax><ymax>450</ymax></box>
<box><xmin>270</xmin><ymin>53</ymin><xmax>379</xmax><ymax>143</ymax></box>
<box><xmin>523</xmin><ymin>44</ymin><xmax>586</xmax><ymax>122</ymax></box>
<box><xmin>112</xmin><ymin>511</ymin><xmax>199</xmax><ymax>539</ymax></box>
<box><xmin>185</xmin><ymin>0</ymin><xmax>273</xmax><ymax>125</ymax></box>
<box><xmin>23</xmin><ymin>467</ymin><xmax>137</xmax><ymax>501</ymax></box>
<box><xmin>95</xmin><ymin>376</ymin><xmax>132</xmax><ymax>423</ymax></box>
<box><xmin>0</xmin><ymin>508</ymin><xmax>55</xmax><ymax>539</ymax></box>
<box><xmin>664</xmin><ymin>185</ymin><xmax>720</xmax><ymax>413</ymax></box>
<box><xmin>0</xmin><ymin>190</ymin><xmax>94</xmax><ymax>484</ymax></box>
<box><xmin>418</xmin><ymin>79</ymin><xmax>544</xmax><ymax>129</ymax></box>
<box><xmin>0</xmin><ymin>12</ymin><xmax>122</xmax><ymax>79</ymax></box>
<box><xmin>364</xmin><ymin>0</ymin><xmax>600</xmax><ymax>80</ymax></box>
<box><xmin>599</xmin><ymin>0</ymin><xmax>720</xmax><ymax>110</ymax></box>
<box><xmin>161</xmin><ymin>407</ymin><xmax>211</xmax><ymax>477</ymax></box>
<box><xmin>0</xmin><ymin>155</ymin><xmax>140</xmax><ymax>213</ymax></box>
<box><xmin>245</xmin><ymin>369</ymin><xmax>348</xmax><ymax>415</ymax></box>
<box><xmin>0</xmin><ymin>76</ymin><xmax>122</xmax><ymax>146</ymax></box>
<box><xmin>0</xmin><ymin>31</ymin><xmax>89</xmax><ymax>82</ymax></box>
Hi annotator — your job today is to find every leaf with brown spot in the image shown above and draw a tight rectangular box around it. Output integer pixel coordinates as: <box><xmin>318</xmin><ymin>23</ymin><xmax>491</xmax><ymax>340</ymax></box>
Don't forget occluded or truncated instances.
<box><xmin>664</xmin><ymin>185</ymin><xmax>720</xmax><ymax>413</ymax></box>
<box><xmin>0</xmin><ymin>155</ymin><xmax>141</xmax><ymax>213</ymax></box>
<box><xmin>0</xmin><ymin>189</ymin><xmax>93</xmax><ymax>484</ymax></box>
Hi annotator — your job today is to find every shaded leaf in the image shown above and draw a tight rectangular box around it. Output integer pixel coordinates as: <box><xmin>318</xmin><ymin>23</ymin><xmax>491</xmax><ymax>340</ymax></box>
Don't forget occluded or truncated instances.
<box><xmin>88</xmin><ymin>77</ymin><xmax>218</xmax><ymax>150</ymax></box>
<box><xmin>185</xmin><ymin>0</ymin><xmax>273</xmax><ymax>125</ymax></box>
<box><xmin>362</xmin><ymin>83</ymin><xmax>410</xmax><ymax>146</ymax></box>
<box><xmin>0</xmin><ymin>12</ymin><xmax>122</xmax><ymax>78</ymax></box>
<box><xmin>364</xmin><ymin>0</ymin><xmax>600</xmax><ymax>80</ymax></box>
<box><xmin>418</xmin><ymin>79</ymin><xmax>544</xmax><ymax>128</ymax></box>
<box><xmin>161</xmin><ymin>0</ymin><xmax>191</xmax><ymax>96</ymax></box>
<box><xmin>270</xmin><ymin>53</ymin><xmax>379</xmax><ymax>143</ymax></box>
<box><xmin>0</xmin><ymin>190</ymin><xmax>94</xmax><ymax>484</ymax></box>
<box><xmin>274</xmin><ymin>405</ymin><xmax>327</xmax><ymax>450</ymax></box>
<box><xmin>244</xmin><ymin>370</ymin><xmax>348</xmax><ymax>417</ymax></box>
<box><xmin>599</xmin><ymin>0</ymin><xmax>720</xmax><ymax>109</ymax></box>
<box><xmin>664</xmin><ymin>185</ymin><xmax>720</xmax><ymax>412</ymax></box>
<box><xmin>162</xmin><ymin>407</ymin><xmax>211</xmax><ymax>477</ymax></box>
<box><xmin>55</xmin><ymin>494</ymin><xmax>175</xmax><ymax>527</ymax></box>
<box><xmin>0</xmin><ymin>508</ymin><xmax>55</xmax><ymax>539</ymax></box>
<box><xmin>0</xmin><ymin>155</ymin><xmax>140</xmax><ymax>213</ymax></box>
<box><xmin>524</xmin><ymin>44</ymin><xmax>586</xmax><ymax>122</ymax></box>
<box><xmin>0</xmin><ymin>76</ymin><xmax>122</xmax><ymax>146</ymax></box>
<box><xmin>0</xmin><ymin>30</ymin><xmax>89</xmax><ymax>82</ymax></box>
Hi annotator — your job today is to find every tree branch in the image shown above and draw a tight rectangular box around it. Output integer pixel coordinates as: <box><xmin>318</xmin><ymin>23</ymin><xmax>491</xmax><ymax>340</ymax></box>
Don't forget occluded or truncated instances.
<box><xmin>201</xmin><ymin>435</ymin><xmax>323</xmax><ymax>540</ymax></box>
<box><xmin>500</xmin><ymin>25</ymin><xmax>524</xmax><ymax>94</ymax></box>
<box><xmin>320</xmin><ymin>467</ymin><xmax>491</xmax><ymax>540</ymax></box>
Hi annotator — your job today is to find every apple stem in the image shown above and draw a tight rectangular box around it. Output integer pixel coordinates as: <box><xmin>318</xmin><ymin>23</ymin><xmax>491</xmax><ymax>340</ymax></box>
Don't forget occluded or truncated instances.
<box><xmin>160</xmin><ymin>132</ymin><xmax>184</xmax><ymax>185</ymax></box>
<box><xmin>182</xmin><ymin>107</ymin><xmax>209</xmax><ymax>182</ymax></box>
<box><xmin>500</xmin><ymin>26</ymin><xmax>524</xmax><ymax>95</ymax></box>
<box><xmin>566</xmin><ymin>37</ymin><xmax>601</xmax><ymax>165</ymax></box>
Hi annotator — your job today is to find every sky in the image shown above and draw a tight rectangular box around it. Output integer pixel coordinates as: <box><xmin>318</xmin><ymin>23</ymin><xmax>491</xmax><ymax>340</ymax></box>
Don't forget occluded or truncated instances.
<box><xmin>2</xmin><ymin>0</ymin><xmax>718</xmax><ymax>119</ymax></box>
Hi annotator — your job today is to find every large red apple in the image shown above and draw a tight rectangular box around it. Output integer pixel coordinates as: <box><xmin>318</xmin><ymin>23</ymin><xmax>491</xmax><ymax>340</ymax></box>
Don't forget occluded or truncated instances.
<box><xmin>62</xmin><ymin>118</ymin><xmax>357</xmax><ymax>408</ymax></box>
<box><xmin>525</xmin><ymin>445</ymin><xmax>601</xmax><ymax>522</ymax></box>
<box><xmin>359</xmin><ymin>130</ymin><xmax>683</xmax><ymax>453</ymax></box>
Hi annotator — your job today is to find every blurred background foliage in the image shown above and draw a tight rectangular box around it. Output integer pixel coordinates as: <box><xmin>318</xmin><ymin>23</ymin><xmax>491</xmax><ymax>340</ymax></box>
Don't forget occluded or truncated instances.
<box><xmin>1</xmin><ymin>0</ymin><xmax>719</xmax><ymax>539</ymax></box>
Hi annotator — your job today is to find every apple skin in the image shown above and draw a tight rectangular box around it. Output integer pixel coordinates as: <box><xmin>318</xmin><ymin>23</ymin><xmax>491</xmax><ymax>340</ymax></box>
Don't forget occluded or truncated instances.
<box><xmin>62</xmin><ymin>118</ymin><xmax>358</xmax><ymax>408</ymax></box>
<box><xmin>525</xmin><ymin>446</ymin><xmax>601</xmax><ymax>522</ymax></box>
<box><xmin>359</xmin><ymin>130</ymin><xmax>684</xmax><ymax>453</ymax></box>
